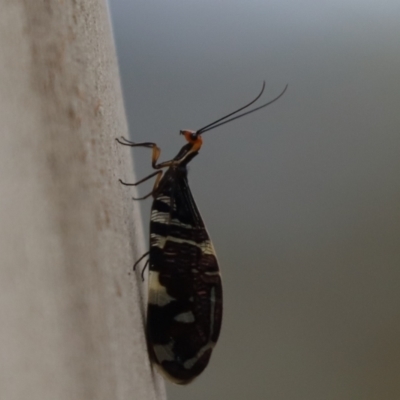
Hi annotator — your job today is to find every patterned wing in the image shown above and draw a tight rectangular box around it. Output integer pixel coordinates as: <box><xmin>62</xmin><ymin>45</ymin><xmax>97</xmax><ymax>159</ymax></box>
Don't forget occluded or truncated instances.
<box><xmin>147</xmin><ymin>168</ymin><xmax>223</xmax><ymax>384</ymax></box>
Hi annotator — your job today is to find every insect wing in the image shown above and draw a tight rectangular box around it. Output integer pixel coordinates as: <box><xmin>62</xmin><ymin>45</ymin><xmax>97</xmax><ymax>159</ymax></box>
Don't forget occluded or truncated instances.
<box><xmin>147</xmin><ymin>170</ymin><xmax>223</xmax><ymax>384</ymax></box>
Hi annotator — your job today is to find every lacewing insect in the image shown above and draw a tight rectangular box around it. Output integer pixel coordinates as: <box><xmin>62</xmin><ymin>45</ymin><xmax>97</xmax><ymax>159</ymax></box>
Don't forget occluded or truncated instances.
<box><xmin>117</xmin><ymin>82</ymin><xmax>287</xmax><ymax>384</ymax></box>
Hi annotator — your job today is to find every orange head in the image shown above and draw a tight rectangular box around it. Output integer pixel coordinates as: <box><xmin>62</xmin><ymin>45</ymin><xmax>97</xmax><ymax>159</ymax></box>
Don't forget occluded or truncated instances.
<box><xmin>180</xmin><ymin>130</ymin><xmax>203</xmax><ymax>152</ymax></box>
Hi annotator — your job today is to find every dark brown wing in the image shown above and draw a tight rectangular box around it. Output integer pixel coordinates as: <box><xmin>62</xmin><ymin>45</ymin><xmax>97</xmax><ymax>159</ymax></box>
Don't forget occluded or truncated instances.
<box><xmin>147</xmin><ymin>167</ymin><xmax>223</xmax><ymax>384</ymax></box>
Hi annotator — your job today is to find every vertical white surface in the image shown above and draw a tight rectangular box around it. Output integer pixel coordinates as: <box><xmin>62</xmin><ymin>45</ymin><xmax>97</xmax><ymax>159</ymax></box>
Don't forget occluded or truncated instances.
<box><xmin>0</xmin><ymin>1</ymin><xmax>166</xmax><ymax>399</ymax></box>
<box><xmin>109</xmin><ymin>1</ymin><xmax>400</xmax><ymax>399</ymax></box>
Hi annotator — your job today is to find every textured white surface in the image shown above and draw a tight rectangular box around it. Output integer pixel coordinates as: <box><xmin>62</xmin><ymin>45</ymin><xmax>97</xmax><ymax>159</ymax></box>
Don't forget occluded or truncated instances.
<box><xmin>0</xmin><ymin>1</ymin><xmax>165</xmax><ymax>399</ymax></box>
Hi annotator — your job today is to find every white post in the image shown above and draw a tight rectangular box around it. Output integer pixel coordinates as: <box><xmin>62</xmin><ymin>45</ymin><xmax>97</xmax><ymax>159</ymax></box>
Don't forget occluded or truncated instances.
<box><xmin>0</xmin><ymin>1</ymin><xmax>166</xmax><ymax>399</ymax></box>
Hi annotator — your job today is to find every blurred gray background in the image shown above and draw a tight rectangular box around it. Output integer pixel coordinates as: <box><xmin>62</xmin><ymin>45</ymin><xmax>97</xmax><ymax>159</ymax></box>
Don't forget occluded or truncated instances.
<box><xmin>108</xmin><ymin>1</ymin><xmax>400</xmax><ymax>399</ymax></box>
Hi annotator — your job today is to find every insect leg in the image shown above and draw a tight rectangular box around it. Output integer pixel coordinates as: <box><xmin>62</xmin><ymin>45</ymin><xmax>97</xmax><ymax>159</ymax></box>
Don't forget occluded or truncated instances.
<box><xmin>117</xmin><ymin>137</ymin><xmax>187</xmax><ymax>169</ymax></box>
<box><xmin>133</xmin><ymin>251</ymin><xmax>150</xmax><ymax>281</ymax></box>
<box><xmin>133</xmin><ymin>250</ymin><xmax>150</xmax><ymax>271</ymax></box>
<box><xmin>119</xmin><ymin>171</ymin><xmax>160</xmax><ymax>187</ymax></box>
<box><xmin>116</xmin><ymin>137</ymin><xmax>162</xmax><ymax>169</ymax></box>
<box><xmin>117</xmin><ymin>136</ymin><xmax>186</xmax><ymax>197</ymax></box>
<box><xmin>118</xmin><ymin>171</ymin><xmax>163</xmax><ymax>200</ymax></box>
<box><xmin>140</xmin><ymin>259</ymin><xmax>149</xmax><ymax>282</ymax></box>
<box><xmin>116</xmin><ymin>137</ymin><xmax>156</xmax><ymax>148</ymax></box>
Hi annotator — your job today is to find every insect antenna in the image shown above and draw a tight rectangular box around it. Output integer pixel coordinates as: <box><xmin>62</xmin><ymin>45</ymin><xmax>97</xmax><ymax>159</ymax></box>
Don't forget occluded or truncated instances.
<box><xmin>195</xmin><ymin>81</ymin><xmax>267</xmax><ymax>134</ymax></box>
<box><xmin>197</xmin><ymin>83</ymin><xmax>288</xmax><ymax>135</ymax></box>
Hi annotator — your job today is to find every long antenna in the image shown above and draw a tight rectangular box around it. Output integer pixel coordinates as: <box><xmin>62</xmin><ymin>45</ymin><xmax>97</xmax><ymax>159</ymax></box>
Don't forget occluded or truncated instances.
<box><xmin>197</xmin><ymin>84</ymin><xmax>288</xmax><ymax>135</ymax></box>
<box><xmin>196</xmin><ymin>81</ymin><xmax>266</xmax><ymax>135</ymax></box>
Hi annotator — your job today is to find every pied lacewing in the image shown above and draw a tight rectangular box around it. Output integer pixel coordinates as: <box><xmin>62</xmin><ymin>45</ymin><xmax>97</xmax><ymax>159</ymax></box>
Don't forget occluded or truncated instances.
<box><xmin>117</xmin><ymin>82</ymin><xmax>287</xmax><ymax>384</ymax></box>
